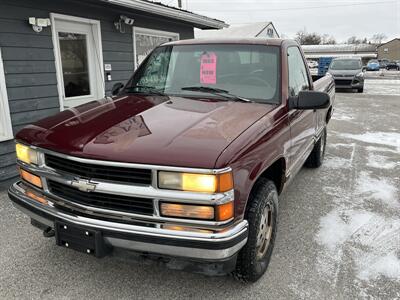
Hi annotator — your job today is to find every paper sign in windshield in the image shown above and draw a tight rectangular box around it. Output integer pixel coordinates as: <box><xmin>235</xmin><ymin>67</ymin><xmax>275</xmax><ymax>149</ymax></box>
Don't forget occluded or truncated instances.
<box><xmin>200</xmin><ymin>52</ymin><xmax>217</xmax><ymax>84</ymax></box>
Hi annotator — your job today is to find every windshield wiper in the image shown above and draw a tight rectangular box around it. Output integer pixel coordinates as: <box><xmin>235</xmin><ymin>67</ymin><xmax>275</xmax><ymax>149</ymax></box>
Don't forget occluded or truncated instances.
<box><xmin>125</xmin><ymin>85</ymin><xmax>166</xmax><ymax>96</ymax></box>
<box><xmin>181</xmin><ymin>86</ymin><xmax>253</xmax><ymax>103</ymax></box>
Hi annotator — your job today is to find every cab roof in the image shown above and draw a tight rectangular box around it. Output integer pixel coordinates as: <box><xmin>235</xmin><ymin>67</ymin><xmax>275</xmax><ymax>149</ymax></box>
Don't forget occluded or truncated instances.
<box><xmin>163</xmin><ymin>38</ymin><xmax>290</xmax><ymax>47</ymax></box>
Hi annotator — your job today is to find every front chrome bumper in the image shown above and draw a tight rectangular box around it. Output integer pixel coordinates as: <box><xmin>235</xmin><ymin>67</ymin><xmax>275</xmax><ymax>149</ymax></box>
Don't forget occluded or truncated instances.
<box><xmin>8</xmin><ymin>182</ymin><xmax>248</xmax><ymax>261</ymax></box>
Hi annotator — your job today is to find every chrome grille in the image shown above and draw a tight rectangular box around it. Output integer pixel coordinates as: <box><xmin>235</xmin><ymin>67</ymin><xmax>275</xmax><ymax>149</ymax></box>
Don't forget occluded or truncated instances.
<box><xmin>48</xmin><ymin>180</ymin><xmax>154</xmax><ymax>215</ymax></box>
<box><xmin>45</xmin><ymin>154</ymin><xmax>152</xmax><ymax>185</ymax></box>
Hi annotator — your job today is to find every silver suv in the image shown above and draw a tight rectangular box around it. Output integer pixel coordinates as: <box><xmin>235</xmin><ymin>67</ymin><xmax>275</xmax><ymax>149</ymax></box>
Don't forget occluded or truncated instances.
<box><xmin>328</xmin><ymin>57</ymin><xmax>364</xmax><ymax>93</ymax></box>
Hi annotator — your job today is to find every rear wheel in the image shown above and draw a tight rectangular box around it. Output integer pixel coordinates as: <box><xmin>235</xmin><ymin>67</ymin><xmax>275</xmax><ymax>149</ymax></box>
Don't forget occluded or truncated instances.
<box><xmin>234</xmin><ymin>178</ymin><xmax>278</xmax><ymax>282</ymax></box>
<box><xmin>305</xmin><ymin>127</ymin><xmax>327</xmax><ymax>168</ymax></box>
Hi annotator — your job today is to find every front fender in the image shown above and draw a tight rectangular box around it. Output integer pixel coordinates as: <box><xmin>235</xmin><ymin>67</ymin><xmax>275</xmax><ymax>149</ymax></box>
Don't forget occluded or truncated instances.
<box><xmin>215</xmin><ymin>105</ymin><xmax>290</xmax><ymax>220</ymax></box>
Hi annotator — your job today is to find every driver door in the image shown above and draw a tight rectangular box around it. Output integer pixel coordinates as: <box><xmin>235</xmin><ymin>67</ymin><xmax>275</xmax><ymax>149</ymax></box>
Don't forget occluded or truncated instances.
<box><xmin>287</xmin><ymin>46</ymin><xmax>316</xmax><ymax>173</ymax></box>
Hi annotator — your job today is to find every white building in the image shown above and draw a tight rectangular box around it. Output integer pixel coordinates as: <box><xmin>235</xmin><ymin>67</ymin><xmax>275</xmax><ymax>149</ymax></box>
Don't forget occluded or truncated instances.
<box><xmin>196</xmin><ymin>21</ymin><xmax>279</xmax><ymax>39</ymax></box>
<box><xmin>302</xmin><ymin>44</ymin><xmax>377</xmax><ymax>64</ymax></box>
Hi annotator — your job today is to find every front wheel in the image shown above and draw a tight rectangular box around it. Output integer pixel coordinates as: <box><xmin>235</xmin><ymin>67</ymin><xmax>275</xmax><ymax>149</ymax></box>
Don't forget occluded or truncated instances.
<box><xmin>234</xmin><ymin>178</ymin><xmax>278</xmax><ymax>282</ymax></box>
<box><xmin>305</xmin><ymin>127</ymin><xmax>327</xmax><ymax>168</ymax></box>
<box><xmin>357</xmin><ymin>87</ymin><xmax>364</xmax><ymax>93</ymax></box>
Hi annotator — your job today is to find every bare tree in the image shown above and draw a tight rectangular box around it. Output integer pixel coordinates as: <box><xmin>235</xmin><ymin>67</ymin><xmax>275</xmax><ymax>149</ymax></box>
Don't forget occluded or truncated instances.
<box><xmin>321</xmin><ymin>34</ymin><xmax>337</xmax><ymax>45</ymax></box>
<box><xmin>346</xmin><ymin>36</ymin><xmax>368</xmax><ymax>44</ymax></box>
<box><xmin>370</xmin><ymin>33</ymin><xmax>387</xmax><ymax>44</ymax></box>
<box><xmin>295</xmin><ymin>29</ymin><xmax>322</xmax><ymax>45</ymax></box>
<box><xmin>295</xmin><ymin>29</ymin><xmax>307</xmax><ymax>44</ymax></box>
<box><xmin>347</xmin><ymin>36</ymin><xmax>361</xmax><ymax>44</ymax></box>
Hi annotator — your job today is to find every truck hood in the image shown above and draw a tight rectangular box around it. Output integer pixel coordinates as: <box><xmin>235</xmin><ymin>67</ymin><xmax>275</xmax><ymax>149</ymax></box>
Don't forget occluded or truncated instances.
<box><xmin>17</xmin><ymin>95</ymin><xmax>276</xmax><ymax>168</ymax></box>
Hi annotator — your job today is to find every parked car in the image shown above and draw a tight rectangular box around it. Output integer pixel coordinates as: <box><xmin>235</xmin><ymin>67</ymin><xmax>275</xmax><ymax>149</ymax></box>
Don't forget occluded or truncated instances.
<box><xmin>307</xmin><ymin>60</ymin><xmax>318</xmax><ymax>68</ymax></box>
<box><xmin>379</xmin><ymin>59</ymin><xmax>390</xmax><ymax>69</ymax></box>
<box><xmin>366</xmin><ymin>59</ymin><xmax>380</xmax><ymax>71</ymax></box>
<box><xmin>327</xmin><ymin>57</ymin><xmax>364</xmax><ymax>93</ymax></box>
<box><xmin>386</xmin><ymin>61</ymin><xmax>400</xmax><ymax>70</ymax></box>
<box><xmin>9</xmin><ymin>39</ymin><xmax>334</xmax><ymax>282</ymax></box>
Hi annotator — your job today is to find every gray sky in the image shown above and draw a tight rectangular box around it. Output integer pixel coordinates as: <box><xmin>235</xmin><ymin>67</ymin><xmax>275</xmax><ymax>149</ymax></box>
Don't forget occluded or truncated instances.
<box><xmin>160</xmin><ymin>0</ymin><xmax>399</xmax><ymax>42</ymax></box>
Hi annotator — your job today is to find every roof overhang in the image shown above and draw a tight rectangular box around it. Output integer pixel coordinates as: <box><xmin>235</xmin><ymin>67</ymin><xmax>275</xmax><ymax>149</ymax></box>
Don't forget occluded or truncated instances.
<box><xmin>101</xmin><ymin>0</ymin><xmax>228</xmax><ymax>29</ymax></box>
<box><xmin>305</xmin><ymin>53</ymin><xmax>377</xmax><ymax>59</ymax></box>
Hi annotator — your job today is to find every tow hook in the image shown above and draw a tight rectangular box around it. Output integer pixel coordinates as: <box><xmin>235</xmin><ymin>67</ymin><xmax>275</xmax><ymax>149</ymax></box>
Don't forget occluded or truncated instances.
<box><xmin>31</xmin><ymin>218</ymin><xmax>55</xmax><ymax>237</ymax></box>
<box><xmin>43</xmin><ymin>227</ymin><xmax>55</xmax><ymax>238</ymax></box>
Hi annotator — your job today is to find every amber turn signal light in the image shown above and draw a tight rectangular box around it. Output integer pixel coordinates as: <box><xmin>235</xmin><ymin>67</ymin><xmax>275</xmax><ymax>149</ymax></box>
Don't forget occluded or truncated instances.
<box><xmin>160</xmin><ymin>203</ymin><xmax>214</xmax><ymax>220</ymax></box>
<box><xmin>160</xmin><ymin>201</ymin><xmax>234</xmax><ymax>222</ymax></box>
<box><xmin>20</xmin><ymin>169</ymin><xmax>42</xmax><ymax>188</ymax></box>
<box><xmin>26</xmin><ymin>191</ymin><xmax>48</xmax><ymax>205</ymax></box>
<box><xmin>216</xmin><ymin>201</ymin><xmax>234</xmax><ymax>221</ymax></box>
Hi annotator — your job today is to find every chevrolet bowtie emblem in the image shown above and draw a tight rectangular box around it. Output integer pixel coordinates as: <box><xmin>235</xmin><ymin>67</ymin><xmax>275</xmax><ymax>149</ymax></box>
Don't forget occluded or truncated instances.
<box><xmin>71</xmin><ymin>179</ymin><xmax>97</xmax><ymax>192</ymax></box>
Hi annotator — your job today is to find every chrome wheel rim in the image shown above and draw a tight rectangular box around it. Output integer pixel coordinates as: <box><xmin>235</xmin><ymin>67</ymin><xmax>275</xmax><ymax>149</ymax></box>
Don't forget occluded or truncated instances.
<box><xmin>256</xmin><ymin>204</ymin><xmax>273</xmax><ymax>260</ymax></box>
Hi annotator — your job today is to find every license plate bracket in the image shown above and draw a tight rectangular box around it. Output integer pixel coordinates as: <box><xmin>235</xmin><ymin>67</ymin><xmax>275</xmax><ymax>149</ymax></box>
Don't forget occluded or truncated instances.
<box><xmin>55</xmin><ymin>221</ymin><xmax>111</xmax><ymax>258</ymax></box>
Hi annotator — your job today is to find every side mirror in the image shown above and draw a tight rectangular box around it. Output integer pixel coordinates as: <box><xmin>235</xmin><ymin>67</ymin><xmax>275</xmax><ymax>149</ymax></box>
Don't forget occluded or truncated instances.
<box><xmin>112</xmin><ymin>82</ymin><xmax>124</xmax><ymax>96</ymax></box>
<box><xmin>289</xmin><ymin>91</ymin><xmax>330</xmax><ymax>110</ymax></box>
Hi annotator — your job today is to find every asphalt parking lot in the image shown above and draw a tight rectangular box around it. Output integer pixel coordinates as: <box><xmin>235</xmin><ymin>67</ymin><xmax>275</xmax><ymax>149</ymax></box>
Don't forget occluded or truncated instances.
<box><xmin>0</xmin><ymin>79</ymin><xmax>399</xmax><ymax>299</ymax></box>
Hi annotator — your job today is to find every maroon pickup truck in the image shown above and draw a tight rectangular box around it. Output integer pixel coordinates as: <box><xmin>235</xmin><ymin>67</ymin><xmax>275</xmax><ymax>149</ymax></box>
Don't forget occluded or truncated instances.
<box><xmin>9</xmin><ymin>39</ymin><xmax>334</xmax><ymax>282</ymax></box>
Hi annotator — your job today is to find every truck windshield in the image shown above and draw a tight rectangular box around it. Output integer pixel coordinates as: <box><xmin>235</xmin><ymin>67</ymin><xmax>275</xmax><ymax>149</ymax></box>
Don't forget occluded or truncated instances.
<box><xmin>330</xmin><ymin>59</ymin><xmax>361</xmax><ymax>70</ymax></box>
<box><xmin>126</xmin><ymin>44</ymin><xmax>281</xmax><ymax>104</ymax></box>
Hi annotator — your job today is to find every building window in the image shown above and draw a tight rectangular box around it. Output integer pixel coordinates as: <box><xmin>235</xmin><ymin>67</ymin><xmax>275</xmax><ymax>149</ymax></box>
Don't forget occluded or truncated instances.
<box><xmin>58</xmin><ymin>32</ymin><xmax>91</xmax><ymax>98</ymax></box>
<box><xmin>133</xmin><ymin>27</ymin><xmax>179</xmax><ymax>69</ymax></box>
<box><xmin>0</xmin><ymin>48</ymin><xmax>13</xmax><ymax>142</ymax></box>
<box><xmin>51</xmin><ymin>13</ymin><xmax>104</xmax><ymax>109</ymax></box>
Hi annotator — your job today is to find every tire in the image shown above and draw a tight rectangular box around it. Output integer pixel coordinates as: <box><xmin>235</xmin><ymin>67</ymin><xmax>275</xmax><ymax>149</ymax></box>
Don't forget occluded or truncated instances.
<box><xmin>305</xmin><ymin>127</ymin><xmax>327</xmax><ymax>168</ymax></box>
<box><xmin>234</xmin><ymin>178</ymin><xmax>278</xmax><ymax>283</ymax></box>
<box><xmin>357</xmin><ymin>87</ymin><xmax>364</xmax><ymax>93</ymax></box>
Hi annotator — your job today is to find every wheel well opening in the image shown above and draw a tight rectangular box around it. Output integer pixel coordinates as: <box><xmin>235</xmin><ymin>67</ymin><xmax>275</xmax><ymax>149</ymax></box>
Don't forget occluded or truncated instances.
<box><xmin>258</xmin><ymin>158</ymin><xmax>286</xmax><ymax>194</ymax></box>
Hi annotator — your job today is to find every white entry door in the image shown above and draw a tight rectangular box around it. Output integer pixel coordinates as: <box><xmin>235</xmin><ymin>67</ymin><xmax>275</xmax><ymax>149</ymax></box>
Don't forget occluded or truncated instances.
<box><xmin>133</xmin><ymin>27</ymin><xmax>179</xmax><ymax>69</ymax></box>
<box><xmin>0</xmin><ymin>48</ymin><xmax>13</xmax><ymax>141</ymax></box>
<box><xmin>52</xmin><ymin>14</ymin><xmax>104</xmax><ymax>109</ymax></box>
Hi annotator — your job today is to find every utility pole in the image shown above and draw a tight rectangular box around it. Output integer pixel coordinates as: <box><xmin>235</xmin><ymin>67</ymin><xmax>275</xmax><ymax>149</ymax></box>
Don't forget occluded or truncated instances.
<box><xmin>178</xmin><ymin>0</ymin><xmax>182</xmax><ymax>8</ymax></box>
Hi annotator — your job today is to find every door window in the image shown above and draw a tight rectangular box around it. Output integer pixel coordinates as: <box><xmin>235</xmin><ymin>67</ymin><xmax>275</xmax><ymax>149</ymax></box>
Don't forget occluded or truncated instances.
<box><xmin>288</xmin><ymin>47</ymin><xmax>309</xmax><ymax>96</ymax></box>
<box><xmin>58</xmin><ymin>32</ymin><xmax>91</xmax><ymax>98</ymax></box>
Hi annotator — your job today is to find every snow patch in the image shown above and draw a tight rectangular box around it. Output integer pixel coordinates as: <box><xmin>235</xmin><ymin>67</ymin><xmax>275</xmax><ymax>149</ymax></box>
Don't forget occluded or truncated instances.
<box><xmin>355</xmin><ymin>172</ymin><xmax>399</xmax><ymax>208</ymax></box>
<box><xmin>316</xmin><ymin>209</ymin><xmax>400</xmax><ymax>283</ymax></box>
<box><xmin>357</xmin><ymin>253</ymin><xmax>400</xmax><ymax>281</ymax></box>
<box><xmin>367</xmin><ymin>152</ymin><xmax>398</xmax><ymax>169</ymax></box>
<box><xmin>323</xmin><ymin>156</ymin><xmax>351</xmax><ymax>169</ymax></box>
<box><xmin>316</xmin><ymin>209</ymin><xmax>371</xmax><ymax>252</ymax></box>
<box><xmin>340</xmin><ymin>132</ymin><xmax>400</xmax><ymax>151</ymax></box>
<box><xmin>331</xmin><ymin>109</ymin><xmax>354</xmax><ymax>121</ymax></box>
<box><xmin>364</xmin><ymin>79</ymin><xmax>400</xmax><ymax>96</ymax></box>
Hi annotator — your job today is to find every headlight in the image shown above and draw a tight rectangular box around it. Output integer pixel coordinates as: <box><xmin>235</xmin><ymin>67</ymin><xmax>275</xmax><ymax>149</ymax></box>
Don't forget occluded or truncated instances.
<box><xmin>16</xmin><ymin>143</ymin><xmax>39</xmax><ymax>165</ymax></box>
<box><xmin>158</xmin><ymin>171</ymin><xmax>233</xmax><ymax>193</ymax></box>
<box><xmin>356</xmin><ymin>72</ymin><xmax>364</xmax><ymax>77</ymax></box>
